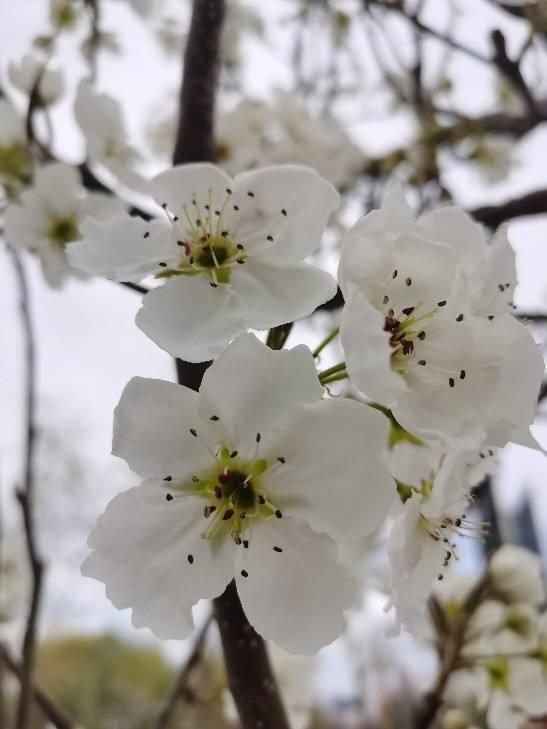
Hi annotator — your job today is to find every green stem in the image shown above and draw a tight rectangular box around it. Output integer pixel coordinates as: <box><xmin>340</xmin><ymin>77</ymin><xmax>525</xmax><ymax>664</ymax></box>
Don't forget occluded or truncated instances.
<box><xmin>312</xmin><ymin>326</ymin><xmax>339</xmax><ymax>358</ymax></box>
<box><xmin>320</xmin><ymin>370</ymin><xmax>348</xmax><ymax>386</ymax></box>
<box><xmin>317</xmin><ymin>361</ymin><xmax>346</xmax><ymax>383</ymax></box>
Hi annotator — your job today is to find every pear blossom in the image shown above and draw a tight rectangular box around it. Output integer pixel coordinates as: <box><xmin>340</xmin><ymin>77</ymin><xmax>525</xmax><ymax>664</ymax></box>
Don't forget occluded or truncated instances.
<box><xmin>447</xmin><ymin>653</ymin><xmax>547</xmax><ymax>729</ymax></box>
<box><xmin>215</xmin><ymin>100</ymin><xmax>269</xmax><ymax>174</ymax></box>
<box><xmin>270</xmin><ymin>93</ymin><xmax>366</xmax><ymax>189</ymax></box>
<box><xmin>5</xmin><ymin>163</ymin><xmax>125</xmax><ymax>288</ymax></box>
<box><xmin>0</xmin><ymin>100</ymin><xmax>31</xmax><ymax>195</ymax></box>
<box><xmin>74</xmin><ymin>83</ymin><xmax>146</xmax><ymax>193</ymax></box>
<box><xmin>339</xmin><ymin>182</ymin><xmax>544</xmax><ymax>448</ymax></box>
<box><xmin>82</xmin><ymin>334</ymin><xmax>395</xmax><ymax>653</ymax></box>
<box><xmin>488</xmin><ymin>544</ymin><xmax>546</xmax><ymax>606</ymax></box>
<box><xmin>68</xmin><ymin>163</ymin><xmax>339</xmax><ymax>362</ymax></box>
<box><xmin>386</xmin><ymin>442</ymin><xmax>487</xmax><ymax>636</ymax></box>
<box><xmin>8</xmin><ymin>55</ymin><xmax>64</xmax><ymax>106</ymax></box>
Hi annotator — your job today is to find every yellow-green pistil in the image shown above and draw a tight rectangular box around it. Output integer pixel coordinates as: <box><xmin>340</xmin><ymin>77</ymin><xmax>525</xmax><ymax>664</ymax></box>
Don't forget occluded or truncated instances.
<box><xmin>163</xmin><ymin>442</ymin><xmax>285</xmax><ymax>547</ymax></box>
<box><xmin>46</xmin><ymin>214</ymin><xmax>79</xmax><ymax>248</ymax></box>
<box><xmin>154</xmin><ymin>190</ymin><xmax>248</xmax><ymax>287</ymax></box>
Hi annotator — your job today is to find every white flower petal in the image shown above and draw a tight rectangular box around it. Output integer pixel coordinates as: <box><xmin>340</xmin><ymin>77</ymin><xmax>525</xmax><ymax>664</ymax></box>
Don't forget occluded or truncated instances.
<box><xmin>483</xmin><ymin>315</ymin><xmax>543</xmax><ymax>448</ymax></box>
<box><xmin>416</xmin><ymin>206</ymin><xmax>485</xmax><ymax>273</ymax></box>
<box><xmin>509</xmin><ymin>658</ymin><xmax>547</xmax><ymax>715</ymax></box>
<box><xmin>151</xmin><ymin>163</ymin><xmax>234</xmax><ymax>215</ymax></box>
<box><xmin>198</xmin><ymin>334</ymin><xmax>323</xmax><ymax>459</ymax></box>
<box><xmin>487</xmin><ymin>691</ymin><xmax>525</xmax><ymax>729</ymax></box>
<box><xmin>233</xmin><ymin>165</ymin><xmax>340</xmax><ymax>263</ymax></box>
<box><xmin>235</xmin><ymin>517</ymin><xmax>356</xmax><ymax>654</ymax></box>
<box><xmin>230</xmin><ymin>259</ymin><xmax>336</xmax><ymax>330</ymax></box>
<box><xmin>78</xmin><ymin>192</ymin><xmax>126</xmax><ymax>221</ymax></box>
<box><xmin>265</xmin><ymin>398</ymin><xmax>395</xmax><ymax>539</ymax></box>
<box><xmin>341</xmin><ymin>286</ymin><xmax>406</xmax><ymax>405</ymax></box>
<box><xmin>82</xmin><ymin>481</ymin><xmax>234</xmax><ymax>639</ymax></box>
<box><xmin>39</xmin><ymin>246</ymin><xmax>76</xmax><ymax>289</ymax></box>
<box><xmin>112</xmin><ymin>377</ymin><xmax>215</xmax><ymax>479</ymax></box>
<box><xmin>338</xmin><ymin>210</ymin><xmax>394</xmax><ymax>294</ymax></box>
<box><xmin>381</xmin><ymin>180</ymin><xmax>415</xmax><ymax>233</ymax></box>
<box><xmin>4</xmin><ymin>201</ymin><xmax>47</xmax><ymax>251</ymax></box>
<box><xmin>68</xmin><ymin>215</ymin><xmax>173</xmax><ymax>282</ymax></box>
<box><xmin>135</xmin><ymin>276</ymin><xmax>249</xmax><ymax>362</ymax></box>
<box><xmin>473</xmin><ymin>226</ymin><xmax>517</xmax><ymax>317</ymax></box>
<box><xmin>33</xmin><ymin>163</ymin><xmax>80</xmax><ymax>216</ymax></box>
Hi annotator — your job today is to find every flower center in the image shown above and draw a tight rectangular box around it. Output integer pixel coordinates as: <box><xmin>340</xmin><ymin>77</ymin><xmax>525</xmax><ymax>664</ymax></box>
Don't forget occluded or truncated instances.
<box><xmin>46</xmin><ymin>214</ymin><xmax>79</xmax><ymax>248</ymax></box>
<box><xmin>163</xmin><ymin>444</ymin><xmax>284</xmax><ymax>545</ymax></box>
<box><xmin>154</xmin><ymin>188</ymin><xmax>247</xmax><ymax>287</ymax></box>
<box><xmin>0</xmin><ymin>142</ymin><xmax>31</xmax><ymax>187</ymax></box>
<box><xmin>383</xmin><ymin>304</ymin><xmax>437</xmax><ymax>371</ymax></box>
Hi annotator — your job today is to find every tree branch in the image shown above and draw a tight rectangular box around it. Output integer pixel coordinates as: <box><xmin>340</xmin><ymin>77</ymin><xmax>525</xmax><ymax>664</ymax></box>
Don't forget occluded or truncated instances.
<box><xmin>154</xmin><ymin>613</ymin><xmax>214</xmax><ymax>729</ymax></box>
<box><xmin>0</xmin><ymin>645</ymin><xmax>76</xmax><ymax>729</ymax></box>
<box><xmin>414</xmin><ymin>574</ymin><xmax>491</xmax><ymax>729</ymax></box>
<box><xmin>8</xmin><ymin>249</ymin><xmax>44</xmax><ymax>729</ymax></box>
<box><xmin>169</xmin><ymin>2</ymin><xmax>290</xmax><ymax>728</ymax></box>
<box><xmin>490</xmin><ymin>29</ymin><xmax>538</xmax><ymax>117</ymax></box>
<box><xmin>471</xmin><ymin>188</ymin><xmax>547</xmax><ymax>227</ymax></box>
<box><xmin>213</xmin><ymin>581</ymin><xmax>290</xmax><ymax>729</ymax></box>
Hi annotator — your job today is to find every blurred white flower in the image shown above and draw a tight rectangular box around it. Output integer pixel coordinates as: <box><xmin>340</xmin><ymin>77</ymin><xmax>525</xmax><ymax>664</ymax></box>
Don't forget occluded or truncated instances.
<box><xmin>82</xmin><ymin>334</ymin><xmax>395</xmax><ymax>653</ymax></box>
<box><xmin>221</xmin><ymin>0</ymin><xmax>263</xmax><ymax>68</ymax></box>
<box><xmin>488</xmin><ymin>544</ymin><xmax>546</xmax><ymax>606</ymax></box>
<box><xmin>448</xmin><ymin>655</ymin><xmax>547</xmax><ymax>729</ymax></box>
<box><xmin>0</xmin><ymin>100</ymin><xmax>31</xmax><ymax>193</ymax></box>
<box><xmin>69</xmin><ymin>163</ymin><xmax>339</xmax><ymax>362</ymax></box>
<box><xmin>5</xmin><ymin>163</ymin><xmax>125</xmax><ymax>288</ymax></box>
<box><xmin>269</xmin><ymin>93</ymin><xmax>366</xmax><ymax>189</ymax></box>
<box><xmin>215</xmin><ymin>100</ymin><xmax>270</xmax><ymax>174</ymax></box>
<box><xmin>74</xmin><ymin>82</ymin><xmax>147</xmax><ymax>192</ymax></box>
<box><xmin>8</xmin><ymin>55</ymin><xmax>64</xmax><ymax>105</ymax></box>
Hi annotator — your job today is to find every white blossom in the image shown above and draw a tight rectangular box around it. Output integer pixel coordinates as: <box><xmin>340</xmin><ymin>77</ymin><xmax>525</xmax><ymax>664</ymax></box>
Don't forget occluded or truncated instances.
<box><xmin>8</xmin><ymin>55</ymin><xmax>64</xmax><ymax>106</ymax></box>
<box><xmin>269</xmin><ymin>93</ymin><xmax>366</xmax><ymax>189</ymax></box>
<box><xmin>74</xmin><ymin>82</ymin><xmax>146</xmax><ymax>192</ymax></box>
<box><xmin>386</xmin><ymin>442</ymin><xmax>485</xmax><ymax>636</ymax></box>
<box><xmin>5</xmin><ymin>163</ymin><xmax>125</xmax><ymax>288</ymax></box>
<box><xmin>339</xmin><ymin>182</ymin><xmax>544</xmax><ymax>449</ymax></box>
<box><xmin>68</xmin><ymin>163</ymin><xmax>339</xmax><ymax>362</ymax></box>
<box><xmin>82</xmin><ymin>334</ymin><xmax>395</xmax><ymax>652</ymax></box>
<box><xmin>447</xmin><ymin>654</ymin><xmax>547</xmax><ymax>729</ymax></box>
<box><xmin>488</xmin><ymin>544</ymin><xmax>546</xmax><ymax>606</ymax></box>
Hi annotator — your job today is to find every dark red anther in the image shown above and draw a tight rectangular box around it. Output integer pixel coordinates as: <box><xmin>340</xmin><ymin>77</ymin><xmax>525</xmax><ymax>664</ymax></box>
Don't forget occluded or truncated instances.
<box><xmin>218</xmin><ymin>473</ymin><xmax>230</xmax><ymax>484</ymax></box>
<box><xmin>383</xmin><ymin>316</ymin><xmax>400</xmax><ymax>333</ymax></box>
<box><xmin>223</xmin><ymin>509</ymin><xmax>234</xmax><ymax>520</ymax></box>
<box><xmin>402</xmin><ymin>340</ymin><xmax>414</xmax><ymax>355</ymax></box>
<box><xmin>214</xmin><ymin>486</ymin><xmax>223</xmax><ymax>499</ymax></box>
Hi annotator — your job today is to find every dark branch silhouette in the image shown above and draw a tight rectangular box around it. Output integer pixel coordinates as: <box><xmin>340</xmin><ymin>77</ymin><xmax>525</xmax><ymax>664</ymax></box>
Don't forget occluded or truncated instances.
<box><xmin>8</xmin><ymin>249</ymin><xmax>44</xmax><ymax>729</ymax></box>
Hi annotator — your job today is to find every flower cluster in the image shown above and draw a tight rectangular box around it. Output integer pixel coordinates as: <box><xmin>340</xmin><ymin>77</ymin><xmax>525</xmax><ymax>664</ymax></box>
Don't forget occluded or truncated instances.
<box><xmin>6</xmin><ymin>153</ymin><xmax>538</xmax><ymax>657</ymax></box>
<box><xmin>436</xmin><ymin>546</ymin><xmax>547</xmax><ymax>729</ymax></box>
<box><xmin>147</xmin><ymin>95</ymin><xmax>366</xmax><ymax>189</ymax></box>
<box><xmin>338</xmin><ymin>182</ymin><xmax>543</xmax><ymax>634</ymax></box>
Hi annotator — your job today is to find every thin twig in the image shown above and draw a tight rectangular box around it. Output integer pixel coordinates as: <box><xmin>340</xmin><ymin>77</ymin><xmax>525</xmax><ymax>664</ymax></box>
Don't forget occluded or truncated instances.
<box><xmin>154</xmin><ymin>613</ymin><xmax>214</xmax><ymax>729</ymax></box>
<box><xmin>414</xmin><ymin>574</ymin><xmax>491</xmax><ymax>729</ymax></box>
<box><xmin>0</xmin><ymin>645</ymin><xmax>76</xmax><ymax>729</ymax></box>
<box><xmin>8</xmin><ymin>249</ymin><xmax>44</xmax><ymax>729</ymax></box>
